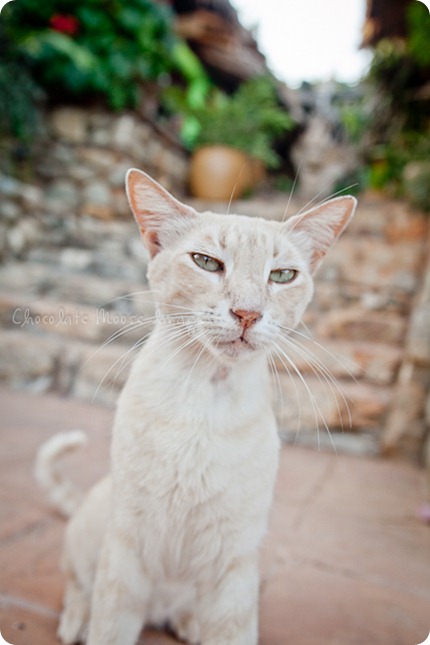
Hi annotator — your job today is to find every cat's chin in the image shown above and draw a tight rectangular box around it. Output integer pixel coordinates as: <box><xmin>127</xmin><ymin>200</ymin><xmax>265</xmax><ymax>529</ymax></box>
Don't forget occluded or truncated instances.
<box><xmin>213</xmin><ymin>337</ymin><xmax>259</xmax><ymax>360</ymax></box>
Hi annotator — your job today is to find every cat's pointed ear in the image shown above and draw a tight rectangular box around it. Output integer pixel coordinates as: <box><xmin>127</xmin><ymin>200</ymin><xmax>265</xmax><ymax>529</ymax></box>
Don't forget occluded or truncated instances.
<box><xmin>284</xmin><ymin>196</ymin><xmax>357</xmax><ymax>273</ymax></box>
<box><xmin>126</xmin><ymin>168</ymin><xmax>198</xmax><ymax>257</ymax></box>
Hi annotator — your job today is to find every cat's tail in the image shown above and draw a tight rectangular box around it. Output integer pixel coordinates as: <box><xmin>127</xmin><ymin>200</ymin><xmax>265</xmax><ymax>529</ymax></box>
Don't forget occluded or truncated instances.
<box><xmin>34</xmin><ymin>430</ymin><xmax>87</xmax><ymax>518</ymax></box>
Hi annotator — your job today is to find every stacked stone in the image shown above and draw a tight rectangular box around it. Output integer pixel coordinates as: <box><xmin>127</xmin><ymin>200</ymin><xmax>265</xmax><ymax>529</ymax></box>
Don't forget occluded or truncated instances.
<box><xmin>266</xmin><ymin>193</ymin><xmax>429</xmax><ymax>459</ymax></box>
<box><xmin>382</xmin><ymin>238</ymin><xmax>430</xmax><ymax>463</ymax></box>
<box><xmin>0</xmin><ymin>145</ymin><xmax>429</xmax><ymax>461</ymax></box>
<box><xmin>0</xmin><ymin>106</ymin><xmax>189</xmax><ymax>262</ymax></box>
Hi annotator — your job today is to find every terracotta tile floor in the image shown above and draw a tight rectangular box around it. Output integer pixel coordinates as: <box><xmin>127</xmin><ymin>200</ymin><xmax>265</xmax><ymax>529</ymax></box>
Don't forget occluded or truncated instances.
<box><xmin>0</xmin><ymin>387</ymin><xmax>429</xmax><ymax>645</ymax></box>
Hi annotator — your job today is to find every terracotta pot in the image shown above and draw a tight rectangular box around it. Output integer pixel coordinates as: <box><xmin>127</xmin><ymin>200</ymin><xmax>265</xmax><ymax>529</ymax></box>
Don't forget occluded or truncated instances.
<box><xmin>250</xmin><ymin>158</ymin><xmax>266</xmax><ymax>185</ymax></box>
<box><xmin>189</xmin><ymin>145</ymin><xmax>256</xmax><ymax>200</ymax></box>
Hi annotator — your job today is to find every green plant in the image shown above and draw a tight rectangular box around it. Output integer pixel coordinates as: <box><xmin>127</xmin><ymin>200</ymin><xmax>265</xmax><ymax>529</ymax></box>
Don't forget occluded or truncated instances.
<box><xmin>339</xmin><ymin>100</ymin><xmax>369</xmax><ymax>146</ymax></box>
<box><xmin>364</xmin><ymin>1</ymin><xmax>430</xmax><ymax>209</ymax></box>
<box><xmin>380</xmin><ymin>131</ymin><xmax>430</xmax><ymax>208</ymax></box>
<box><xmin>0</xmin><ymin>26</ymin><xmax>43</xmax><ymax>142</ymax></box>
<box><xmin>274</xmin><ymin>174</ymin><xmax>295</xmax><ymax>193</ymax></box>
<box><xmin>2</xmin><ymin>0</ymin><xmax>178</xmax><ymax>109</ymax></box>
<box><xmin>166</xmin><ymin>76</ymin><xmax>295</xmax><ymax>168</ymax></box>
<box><xmin>407</xmin><ymin>1</ymin><xmax>430</xmax><ymax>68</ymax></box>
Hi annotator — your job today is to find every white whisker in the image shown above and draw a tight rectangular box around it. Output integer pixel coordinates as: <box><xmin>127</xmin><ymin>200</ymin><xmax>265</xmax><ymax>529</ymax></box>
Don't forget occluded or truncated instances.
<box><xmin>278</xmin><ymin>333</ymin><xmax>352</xmax><ymax>430</ymax></box>
<box><xmin>226</xmin><ymin>162</ymin><xmax>249</xmax><ymax>216</ymax></box>
<box><xmin>285</xmin><ymin>323</ymin><xmax>366</xmax><ymax>386</ymax></box>
<box><xmin>183</xmin><ymin>336</ymin><xmax>210</xmax><ymax>392</ymax></box>
<box><xmin>84</xmin><ymin>319</ymin><xmax>154</xmax><ymax>366</ymax></box>
<box><xmin>296</xmin><ymin>182</ymin><xmax>358</xmax><ymax>217</ymax></box>
<box><xmin>270</xmin><ymin>345</ymin><xmax>303</xmax><ymax>445</ymax></box>
<box><xmin>272</xmin><ymin>340</ymin><xmax>338</xmax><ymax>455</ymax></box>
<box><xmin>158</xmin><ymin>328</ymin><xmax>209</xmax><ymax>372</ymax></box>
<box><xmin>91</xmin><ymin>324</ymin><xmax>192</xmax><ymax>402</ymax></box>
<box><xmin>282</xmin><ymin>160</ymin><xmax>302</xmax><ymax>222</ymax></box>
<box><xmin>266</xmin><ymin>350</ymin><xmax>285</xmax><ymax>427</ymax></box>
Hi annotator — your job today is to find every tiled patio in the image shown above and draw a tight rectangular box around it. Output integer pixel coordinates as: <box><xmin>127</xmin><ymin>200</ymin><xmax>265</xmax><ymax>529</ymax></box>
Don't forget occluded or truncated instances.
<box><xmin>0</xmin><ymin>386</ymin><xmax>429</xmax><ymax>645</ymax></box>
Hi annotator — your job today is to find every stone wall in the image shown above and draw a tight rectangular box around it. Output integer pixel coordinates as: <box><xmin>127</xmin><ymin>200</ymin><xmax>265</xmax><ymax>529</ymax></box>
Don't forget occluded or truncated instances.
<box><xmin>1</xmin><ymin>108</ymin><xmax>430</xmax><ymax>467</ymax></box>
<box><xmin>379</xmin><ymin>237</ymin><xmax>430</xmax><ymax>507</ymax></box>
<box><xmin>0</xmin><ymin>106</ymin><xmax>188</xmax><ymax>260</ymax></box>
<box><xmin>382</xmin><ymin>239</ymin><xmax>430</xmax><ymax>463</ymax></box>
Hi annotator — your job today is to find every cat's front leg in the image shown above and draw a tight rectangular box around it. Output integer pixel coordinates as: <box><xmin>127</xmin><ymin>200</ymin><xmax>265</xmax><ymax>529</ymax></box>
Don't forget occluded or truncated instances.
<box><xmin>86</xmin><ymin>529</ymin><xmax>149</xmax><ymax>645</ymax></box>
<box><xmin>199</xmin><ymin>557</ymin><xmax>259</xmax><ymax>645</ymax></box>
<box><xmin>58</xmin><ymin>573</ymin><xmax>90</xmax><ymax>645</ymax></box>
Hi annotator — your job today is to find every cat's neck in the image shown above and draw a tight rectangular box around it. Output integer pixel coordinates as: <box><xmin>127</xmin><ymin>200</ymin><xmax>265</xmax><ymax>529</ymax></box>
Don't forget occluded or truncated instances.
<box><xmin>134</xmin><ymin>322</ymin><xmax>269</xmax><ymax>389</ymax></box>
<box><xmin>121</xmin><ymin>322</ymin><xmax>272</xmax><ymax>434</ymax></box>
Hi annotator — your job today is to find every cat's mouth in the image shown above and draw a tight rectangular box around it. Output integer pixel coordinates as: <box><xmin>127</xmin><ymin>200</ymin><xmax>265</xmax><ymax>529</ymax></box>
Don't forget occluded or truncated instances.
<box><xmin>215</xmin><ymin>334</ymin><xmax>256</xmax><ymax>355</ymax></box>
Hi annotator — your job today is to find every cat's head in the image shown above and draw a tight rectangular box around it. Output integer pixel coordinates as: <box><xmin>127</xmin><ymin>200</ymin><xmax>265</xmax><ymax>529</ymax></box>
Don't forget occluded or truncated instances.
<box><xmin>126</xmin><ymin>169</ymin><xmax>356</xmax><ymax>364</ymax></box>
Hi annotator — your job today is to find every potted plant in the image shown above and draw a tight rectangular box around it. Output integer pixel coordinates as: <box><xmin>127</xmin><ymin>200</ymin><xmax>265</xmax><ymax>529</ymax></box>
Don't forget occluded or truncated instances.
<box><xmin>168</xmin><ymin>76</ymin><xmax>295</xmax><ymax>200</ymax></box>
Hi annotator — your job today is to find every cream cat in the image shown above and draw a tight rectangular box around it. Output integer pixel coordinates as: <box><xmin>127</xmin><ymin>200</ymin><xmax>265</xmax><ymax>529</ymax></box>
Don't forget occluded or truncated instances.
<box><xmin>36</xmin><ymin>169</ymin><xmax>356</xmax><ymax>645</ymax></box>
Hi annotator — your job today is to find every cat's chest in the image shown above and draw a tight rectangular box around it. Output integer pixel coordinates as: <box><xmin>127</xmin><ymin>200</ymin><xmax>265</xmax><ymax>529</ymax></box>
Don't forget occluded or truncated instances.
<box><xmin>115</xmin><ymin>374</ymin><xmax>278</xmax><ymax>500</ymax></box>
<box><xmin>127</xmin><ymin>357</ymin><xmax>268</xmax><ymax>430</ymax></box>
<box><xmin>117</xmin><ymin>407</ymin><xmax>279</xmax><ymax>527</ymax></box>
<box><xmin>114</xmin><ymin>349</ymin><xmax>277</xmax><ymax>504</ymax></box>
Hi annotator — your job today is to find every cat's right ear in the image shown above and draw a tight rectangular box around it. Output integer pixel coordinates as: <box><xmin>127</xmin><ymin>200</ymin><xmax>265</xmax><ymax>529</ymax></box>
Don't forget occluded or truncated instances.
<box><xmin>126</xmin><ymin>169</ymin><xmax>198</xmax><ymax>258</ymax></box>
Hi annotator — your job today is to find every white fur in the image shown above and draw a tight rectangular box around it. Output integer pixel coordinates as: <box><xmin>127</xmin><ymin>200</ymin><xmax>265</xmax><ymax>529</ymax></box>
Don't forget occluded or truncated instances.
<box><xmin>37</xmin><ymin>170</ymin><xmax>356</xmax><ymax>645</ymax></box>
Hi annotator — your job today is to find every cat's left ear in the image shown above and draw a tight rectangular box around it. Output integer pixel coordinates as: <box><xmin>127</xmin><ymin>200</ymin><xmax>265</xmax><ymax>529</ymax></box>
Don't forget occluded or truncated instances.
<box><xmin>284</xmin><ymin>196</ymin><xmax>357</xmax><ymax>273</ymax></box>
<box><xmin>126</xmin><ymin>168</ymin><xmax>198</xmax><ymax>258</ymax></box>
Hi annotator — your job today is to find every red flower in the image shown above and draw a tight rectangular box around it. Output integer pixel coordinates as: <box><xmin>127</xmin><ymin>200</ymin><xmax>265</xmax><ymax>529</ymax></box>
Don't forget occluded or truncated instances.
<box><xmin>49</xmin><ymin>14</ymin><xmax>80</xmax><ymax>36</ymax></box>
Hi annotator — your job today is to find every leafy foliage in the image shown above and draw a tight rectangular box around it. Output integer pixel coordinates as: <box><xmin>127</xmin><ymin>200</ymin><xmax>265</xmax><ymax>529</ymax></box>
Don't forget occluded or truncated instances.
<box><xmin>0</xmin><ymin>25</ymin><xmax>43</xmax><ymax>141</ymax></box>
<box><xmin>407</xmin><ymin>1</ymin><xmax>430</xmax><ymax>68</ymax></box>
<box><xmin>365</xmin><ymin>2</ymin><xmax>430</xmax><ymax>210</ymax></box>
<box><xmin>2</xmin><ymin>0</ymin><xmax>177</xmax><ymax>109</ymax></box>
<box><xmin>166</xmin><ymin>76</ymin><xmax>295</xmax><ymax>168</ymax></box>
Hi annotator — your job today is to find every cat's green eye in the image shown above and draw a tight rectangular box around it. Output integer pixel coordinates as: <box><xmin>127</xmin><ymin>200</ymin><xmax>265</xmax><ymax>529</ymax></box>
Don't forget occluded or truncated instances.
<box><xmin>191</xmin><ymin>253</ymin><xmax>224</xmax><ymax>272</ymax></box>
<box><xmin>269</xmin><ymin>269</ymin><xmax>298</xmax><ymax>284</ymax></box>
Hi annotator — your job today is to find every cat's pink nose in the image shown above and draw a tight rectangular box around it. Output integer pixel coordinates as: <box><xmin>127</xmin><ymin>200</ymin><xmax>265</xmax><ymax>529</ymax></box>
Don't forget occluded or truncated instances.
<box><xmin>230</xmin><ymin>309</ymin><xmax>262</xmax><ymax>329</ymax></box>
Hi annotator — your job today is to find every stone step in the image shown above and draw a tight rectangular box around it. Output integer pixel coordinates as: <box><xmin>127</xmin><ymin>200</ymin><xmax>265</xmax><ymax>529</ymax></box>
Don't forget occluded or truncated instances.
<box><xmin>0</xmin><ymin>263</ymin><xmax>151</xmax><ymax>311</ymax></box>
<box><xmin>310</xmin><ymin>306</ymin><xmax>408</xmax><ymax>345</ymax></box>
<box><xmin>0</xmin><ymin>321</ymin><xmax>392</xmax><ymax>437</ymax></box>
<box><xmin>279</xmin><ymin>426</ymin><xmax>380</xmax><ymax>458</ymax></box>
<box><xmin>272</xmin><ymin>335</ymin><xmax>402</xmax><ymax>386</ymax></box>
<box><xmin>0</xmin><ymin>260</ymin><xmax>411</xmax><ymax>351</ymax></box>
<box><xmin>2</xmin><ymin>207</ymin><xmax>149</xmax><ymax>279</ymax></box>
<box><xmin>0</xmin><ymin>328</ymin><xmax>135</xmax><ymax>403</ymax></box>
<box><xmin>1</xmin><ymin>192</ymin><xmax>144</xmax><ymax>259</ymax></box>
<box><xmin>318</xmin><ymin>235</ymin><xmax>426</xmax><ymax>295</ymax></box>
<box><xmin>0</xmin><ymin>291</ymin><xmax>156</xmax><ymax>346</ymax></box>
<box><xmin>346</xmin><ymin>191</ymin><xmax>429</xmax><ymax>241</ymax></box>
<box><xmin>309</xmin><ymin>280</ymin><xmax>412</xmax><ymax>316</ymax></box>
<box><xmin>0</xmin><ymin>285</ymin><xmax>402</xmax><ymax>386</ymax></box>
<box><xmin>26</xmin><ymin>238</ymin><xmax>148</xmax><ymax>283</ymax></box>
<box><xmin>2</xmin><ymin>188</ymin><xmax>423</xmax><ymax>453</ymax></box>
<box><xmin>2</xmin><ymin>257</ymin><xmax>411</xmax><ymax>328</ymax></box>
<box><xmin>274</xmin><ymin>372</ymin><xmax>391</xmax><ymax>437</ymax></box>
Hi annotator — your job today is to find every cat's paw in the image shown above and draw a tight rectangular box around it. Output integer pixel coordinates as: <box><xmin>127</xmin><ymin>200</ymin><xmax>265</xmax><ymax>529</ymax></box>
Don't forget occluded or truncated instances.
<box><xmin>57</xmin><ymin>621</ymin><xmax>83</xmax><ymax>645</ymax></box>
<box><xmin>57</xmin><ymin>602</ymin><xmax>88</xmax><ymax>644</ymax></box>
<box><xmin>171</xmin><ymin>612</ymin><xmax>200</xmax><ymax>644</ymax></box>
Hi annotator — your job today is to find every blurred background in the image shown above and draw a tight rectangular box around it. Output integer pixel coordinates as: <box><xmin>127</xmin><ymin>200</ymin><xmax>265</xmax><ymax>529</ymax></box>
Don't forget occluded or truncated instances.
<box><xmin>1</xmin><ymin>2</ymin><xmax>430</xmax><ymax>644</ymax></box>
<box><xmin>0</xmin><ymin>0</ymin><xmax>429</xmax><ymax>465</ymax></box>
